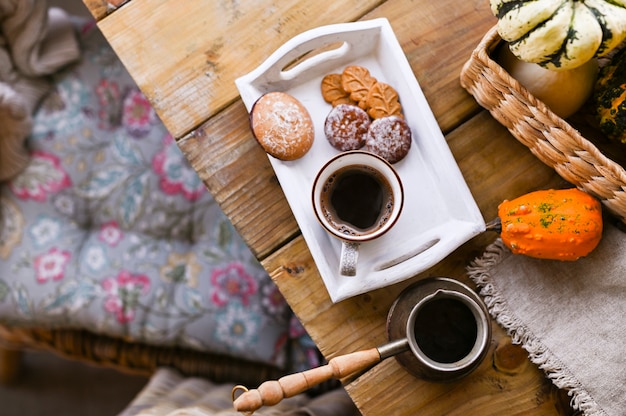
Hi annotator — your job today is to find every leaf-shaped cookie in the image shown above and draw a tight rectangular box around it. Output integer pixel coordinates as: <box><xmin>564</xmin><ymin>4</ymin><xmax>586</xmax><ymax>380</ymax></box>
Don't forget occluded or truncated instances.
<box><xmin>332</xmin><ymin>95</ymin><xmax>358</xmax><ymax>107</ymax></box>
<box><xmin>341</xmin><ymin>66</ymin><xmax>377</xmax><ymax>104</ymax></box>
<box><xmin>366</xmin><ymin>82</ymin><xmax>402</xmax><ymax>119</ymax></box>
<box><xmin>321</xmin><ymin>74</ymin><xmax>351</xmax><ymax>105</ymax></box>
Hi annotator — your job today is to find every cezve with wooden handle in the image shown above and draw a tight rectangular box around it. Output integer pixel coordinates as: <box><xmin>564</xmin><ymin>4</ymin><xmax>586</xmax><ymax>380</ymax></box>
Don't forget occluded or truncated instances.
<box><xmin>232</xmin><ymin>339</ymin><xmax>409</xmax><ymax>413</ymax></box>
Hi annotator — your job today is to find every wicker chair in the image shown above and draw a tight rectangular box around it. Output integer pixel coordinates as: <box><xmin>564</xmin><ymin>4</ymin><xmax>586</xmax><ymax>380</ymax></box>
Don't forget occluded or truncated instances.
<box><xmin>0</xmin><ymin>12</ymin><xmax>318</xmax><ymax>389</ymax></box>
<box><xmin>0</xmin><ymin>327</ymin><xmax>283</xmax><ymax>386</ymax></box>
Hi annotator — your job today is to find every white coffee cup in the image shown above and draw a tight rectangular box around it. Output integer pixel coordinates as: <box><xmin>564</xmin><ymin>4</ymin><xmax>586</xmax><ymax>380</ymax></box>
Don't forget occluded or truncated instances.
<box><xmin>312</xmin><ymin>150</ymin><xmax>404</xmax><ymax>276</ymax></box>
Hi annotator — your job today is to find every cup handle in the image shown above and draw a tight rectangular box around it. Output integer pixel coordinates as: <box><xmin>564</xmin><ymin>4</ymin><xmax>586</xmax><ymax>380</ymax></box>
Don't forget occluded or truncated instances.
<box><xmin>340</xmin><ymin>242</ymin><xmax>360</xmax><ymax>276</ymax></box>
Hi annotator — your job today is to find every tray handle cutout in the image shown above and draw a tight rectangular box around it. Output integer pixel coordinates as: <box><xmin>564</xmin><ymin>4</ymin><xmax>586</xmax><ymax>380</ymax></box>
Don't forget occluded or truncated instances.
<box><xmin>237</xmin><ymin>19</ymin><xmax>391</xmax><ymax>96</ymax></box>
<box><xmin>374</xmin><ymin>238</ymin><xmax>440</xmax><ymax>272</ymax></box>
<box><xmin>278</xmin><ymin>41</ymin><xmax>351</xmax><ymax>81</ymax></box>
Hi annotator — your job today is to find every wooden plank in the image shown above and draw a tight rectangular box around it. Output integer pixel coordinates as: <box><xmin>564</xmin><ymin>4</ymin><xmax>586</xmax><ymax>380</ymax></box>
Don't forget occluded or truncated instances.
<box><xmin>177</xmin><ymin>101</ymin><xmax>297</xmax><ymax>260</ymax></box>
<box><xmin>362</xmin><ymin>0</ymin><xmax>498</xmax><ymax>133</ymax></box>
<box><xmin>95</xmin><ymin>0</ymin><xmax>383</xmax><ymax>139</ymax></box>
<box><xmin>349</xmin><ymin>338</ymin><xmax>572</xmax><ymax>415</ymax></box>
<box><xmin>448</xmin><ymin>112</ymin><xmax>569</xmax><ymax>218</ymax></box>
<box><xmin>263</xmin><ymin>113</ymin><xmax>569</xmax><ymax>415</ymax></box>
<box><xmin>94</xmin><ymin>0</ymin><xmax>497</xmax><ymax>140</ymax></box>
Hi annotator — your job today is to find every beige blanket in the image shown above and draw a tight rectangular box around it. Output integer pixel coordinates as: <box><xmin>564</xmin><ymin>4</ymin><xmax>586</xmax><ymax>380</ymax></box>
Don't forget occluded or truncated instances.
<box><xmin>0</xmin><ymin>0</ymin><xmax>80</xmax><ymax>181</ymax></box>
<box><xmin>467</xmin><ymin>220</ymin><xmax>626</xmax><ymax>416</ymax></box>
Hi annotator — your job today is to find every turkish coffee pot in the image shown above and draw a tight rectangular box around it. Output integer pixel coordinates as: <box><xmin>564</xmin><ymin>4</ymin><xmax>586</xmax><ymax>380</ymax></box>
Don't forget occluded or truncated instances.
<box><xmin>232</xmin><ymin>277</ymin><xmax>491</xmax><ymax>414</ymax></box>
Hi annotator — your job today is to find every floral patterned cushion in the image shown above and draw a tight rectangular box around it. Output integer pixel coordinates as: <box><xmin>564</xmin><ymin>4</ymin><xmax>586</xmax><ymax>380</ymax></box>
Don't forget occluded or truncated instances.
<box><xmin>0</xmin><ymin>21</ymin><xmax>319</xmax><ymax>372</ymax></box>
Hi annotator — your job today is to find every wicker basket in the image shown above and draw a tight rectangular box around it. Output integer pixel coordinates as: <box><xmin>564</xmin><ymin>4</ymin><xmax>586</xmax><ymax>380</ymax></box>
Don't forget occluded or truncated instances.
<box><xmin>460</xmin><ymin>25</ymin><xmax>626</xmax><ymax>224</ymax></box>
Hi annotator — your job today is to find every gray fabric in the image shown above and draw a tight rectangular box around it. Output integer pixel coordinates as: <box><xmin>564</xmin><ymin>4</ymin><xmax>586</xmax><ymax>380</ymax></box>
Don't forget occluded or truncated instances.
<box><xmin>467</xmin><ymin>221</ymin><xmax>626</xmax><ymax>416</ymax></box>
<box><xmin>0</xmin><ymin>2</ymin><xmax>80</xmax><ymax>181</ymax></box>
<box><xmin>118</xmin><ymin>368</ymin><xmax>360</xmax><ymax>416</ymax></box>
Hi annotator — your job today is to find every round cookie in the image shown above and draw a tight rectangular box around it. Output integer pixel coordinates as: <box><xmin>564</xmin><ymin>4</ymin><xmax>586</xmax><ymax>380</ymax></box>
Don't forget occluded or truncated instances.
<box><xmin>250</xmin><ymin>92</ymin><xmax>314</xmax><ymax>161</ymax></box>
<box><xmin>324</xmin><ymin>104</ymin><xmax>371</xmax><ymax>151</ymax></box>
<box><xmin>364</xmin><ymin>115</ymin><xmax>411</xmax><ymax>164</ymax></box>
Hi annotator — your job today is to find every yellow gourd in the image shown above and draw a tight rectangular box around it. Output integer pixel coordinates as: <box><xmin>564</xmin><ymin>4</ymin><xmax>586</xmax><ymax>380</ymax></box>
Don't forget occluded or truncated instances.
<box><xmin>497</xmin><ymin>45</ymin><xmax>598</xmax><ymax>118</ymax></box>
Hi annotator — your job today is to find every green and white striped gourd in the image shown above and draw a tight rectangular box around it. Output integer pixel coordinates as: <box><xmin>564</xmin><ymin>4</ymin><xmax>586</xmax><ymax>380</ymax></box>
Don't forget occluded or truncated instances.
<box><xmin>491</xmin><ymin>0</ymin><xmax>626</xmax><ymax>71</ymax></box>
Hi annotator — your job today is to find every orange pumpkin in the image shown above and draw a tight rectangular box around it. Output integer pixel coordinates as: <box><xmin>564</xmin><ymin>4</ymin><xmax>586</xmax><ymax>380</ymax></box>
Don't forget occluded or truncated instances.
<box><xmin>497</xmin><ymin>188</ymin><xmax>603</xmax><ymax>261</ymax></box>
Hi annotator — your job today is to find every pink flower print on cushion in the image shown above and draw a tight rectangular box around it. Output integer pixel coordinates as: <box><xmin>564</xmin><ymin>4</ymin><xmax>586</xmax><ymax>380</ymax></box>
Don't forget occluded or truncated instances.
<box><xmin>10</xmin><ymin>151</ymin><xmax>71</xmax><ymax>201</ymax></box>
<box><xmin>261</xmin><ymin>283</ymin><xmax>288</xmax><ymax>316</ymax></box>
<box><xmin>289</xmin><ymin>314</ymin><xmax>308</xmax><ymax>339</ymax></box>
<box><xmin>152</xmin><ymin>134</ymin><xmax>205</xmax><ymax>202</ymax></box>
<box><xmin>122</xmin><ymin>89</ymin><xmax>156</xmax><ymax>137</ymax></box>
<box><xmin>98</xmin><ymin>221</ymin><xmax>123</xmax><ymax>246</ymax></box>
<box><xmin>102</xmin><ymin>270</ymin><xmax>150</xmax><ymax>324</ymax></box>
<box><xmin>34</xmin><ymin>247</ymin><xmax>71</xmax><ymax>283</ymax></box>
<box><xmin>210</xmin><ymin>262</ymin><xmax>258</xmax><ymax>307</ymax></box>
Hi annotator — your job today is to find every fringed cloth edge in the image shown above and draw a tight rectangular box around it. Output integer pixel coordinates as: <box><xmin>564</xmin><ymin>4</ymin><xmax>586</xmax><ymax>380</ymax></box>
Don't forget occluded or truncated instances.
<box><xmin>466</xmin><ymin>239</ymin><xmax>605</xmax><ymax>416</ymax></box>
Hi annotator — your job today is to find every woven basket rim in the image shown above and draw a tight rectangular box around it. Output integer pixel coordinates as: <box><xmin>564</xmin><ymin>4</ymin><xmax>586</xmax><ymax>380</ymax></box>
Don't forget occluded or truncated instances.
<box><xmin>461</xmin><ymin>25</ymin><xmax>626</xmax><ymax>222</ymax></box>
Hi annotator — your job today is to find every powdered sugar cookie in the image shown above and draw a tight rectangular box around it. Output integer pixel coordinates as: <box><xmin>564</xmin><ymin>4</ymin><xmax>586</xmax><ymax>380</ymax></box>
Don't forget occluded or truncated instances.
<box><xmin>324</xmin><ymin>104</ymin><xmax>370</xmax><ymax>151</ymax></box>
<box><xmin>364</xmin><ymin>115</ymin><xmax>411</xmax><ymax>164</ymax></box>
<box><xmin>250</xmin><ymin>92</ymin><xmax>314</xmax><ymax>161</ymax></box>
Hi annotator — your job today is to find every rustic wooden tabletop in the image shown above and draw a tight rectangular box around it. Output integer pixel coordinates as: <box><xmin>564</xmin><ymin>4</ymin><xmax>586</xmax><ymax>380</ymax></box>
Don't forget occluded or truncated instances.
<box><xmin>82</xmin><ymin>0</ymin><xmax>575</xmax><ymax>414</ymax></box>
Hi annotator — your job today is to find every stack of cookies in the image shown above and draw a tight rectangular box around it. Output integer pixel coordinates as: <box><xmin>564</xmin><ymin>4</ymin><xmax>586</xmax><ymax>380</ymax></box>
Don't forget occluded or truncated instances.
<box><xmin>247</xmin><ymin>65</ymin><xmax>412</xmax><ymax>164</ymax></box>
<box><xmin>322</xmin><ymin>65</ymin><xmax>411</xmax><ymax>163</ymax></box>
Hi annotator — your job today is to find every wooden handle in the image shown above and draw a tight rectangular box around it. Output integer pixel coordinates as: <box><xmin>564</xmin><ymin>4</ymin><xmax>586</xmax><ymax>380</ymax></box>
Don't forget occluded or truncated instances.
<box><xmin>232</xmin><ymin>347</ymin><xmax>381</xmax><ymax>413</ymax></box>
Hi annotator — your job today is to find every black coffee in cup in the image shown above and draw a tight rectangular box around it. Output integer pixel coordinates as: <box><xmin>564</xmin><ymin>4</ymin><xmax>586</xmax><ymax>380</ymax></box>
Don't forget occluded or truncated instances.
<box><xmin>312</xmin><ymin>151</ymin><xmax>404</xmax><ymax>276</ymax></box>
<box><xmin>413</xmin><ymin>297</ymin><xmax>478</xmax><ymax>364</ymax></box>
<box><xmin>321</xmin><ymin>164</ymin><xmax>394</xmax><ymax>236</ymax></box>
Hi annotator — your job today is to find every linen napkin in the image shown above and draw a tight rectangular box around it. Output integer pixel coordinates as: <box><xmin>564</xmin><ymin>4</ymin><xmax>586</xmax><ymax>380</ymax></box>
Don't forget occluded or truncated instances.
<box><xmin>467</xmin><ymin>221</ymin><xmax>626</xmax><ymax>416</ymax></box>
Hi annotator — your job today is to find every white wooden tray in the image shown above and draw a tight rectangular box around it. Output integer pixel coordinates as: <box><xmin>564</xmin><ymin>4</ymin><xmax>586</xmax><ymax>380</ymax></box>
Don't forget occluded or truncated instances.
<box><xmin>236</xmin><ymin>18</ymin><xmax>485</xmax><ymax>303</ymax></box>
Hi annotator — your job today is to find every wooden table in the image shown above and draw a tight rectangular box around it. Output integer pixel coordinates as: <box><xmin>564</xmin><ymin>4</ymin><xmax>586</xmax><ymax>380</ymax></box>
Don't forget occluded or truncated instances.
<box><xmin>82</xmin><ymin>0</ymin><xmax>576</xmax><ymax>414</ymax></box>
